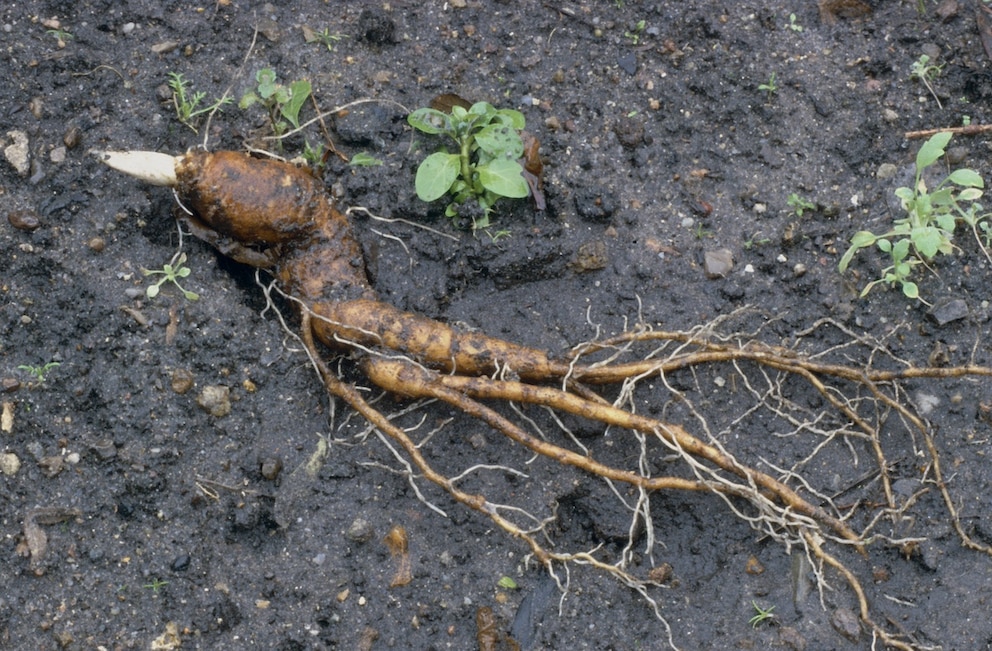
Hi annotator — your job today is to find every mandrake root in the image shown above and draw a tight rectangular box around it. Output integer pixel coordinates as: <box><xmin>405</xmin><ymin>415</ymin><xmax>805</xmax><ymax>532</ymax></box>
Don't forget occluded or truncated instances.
<box><xmin>100</xmin><ymin>147</ymin><xmax>992</xmax><ymax>650</ymax></box>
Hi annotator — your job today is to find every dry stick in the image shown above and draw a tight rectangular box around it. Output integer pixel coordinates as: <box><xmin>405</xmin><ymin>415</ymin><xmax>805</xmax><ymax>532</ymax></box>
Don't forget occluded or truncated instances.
<box><xmin>360</xmin><ymin>356</ymin><xmax>861</xmax><ymax>545</ymax></box>
<box><xmin>905</xmin><ymin>124</ymin><xmax>992</xmax><ymax>139</ymax></box>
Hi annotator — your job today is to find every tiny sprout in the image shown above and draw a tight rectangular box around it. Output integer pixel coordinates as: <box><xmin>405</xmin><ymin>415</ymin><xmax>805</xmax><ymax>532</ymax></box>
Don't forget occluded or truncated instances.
<box><xmin>749</xmin><ymin>601</ymin><xmax>776</xmax><ymax>628</ymax></box>
<box><xmin>758</xmin><ymin>73</ymin><xmax>778</xmax><ymax>99</ymax></box>
<box><xmin>142</xmin><ymin>252</ymin><xmax>199</xmax><ymax>301</ymax></box>
<box><xmin>18</xmin><ymin>362</ymin><xmax>61</xmax><ymax>384</ymax></box>
<box><xmin>497</xmin><ymin>576</ymin><xmax>518</xmax><ymax>589</ymax></box>
<box><xmin>786</xmin><ymin>193</ymin><xmax>816</xmax><ymax>217</ymax></box>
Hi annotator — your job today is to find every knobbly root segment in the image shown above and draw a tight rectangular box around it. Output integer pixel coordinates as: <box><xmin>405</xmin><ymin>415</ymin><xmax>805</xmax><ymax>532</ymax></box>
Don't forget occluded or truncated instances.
<box><xmin>102</xmin><ymin>149</ymin><xmax>992</xmax><ymax>651</ymax></box>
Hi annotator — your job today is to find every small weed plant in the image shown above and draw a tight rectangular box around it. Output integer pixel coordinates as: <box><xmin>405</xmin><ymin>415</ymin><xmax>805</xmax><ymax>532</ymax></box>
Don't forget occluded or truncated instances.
<box><xmin>749</xmin><ymin>601</ymin><xmax>776</xmax><ymax>628</ymax></box>
<box><xmin>408</xmin><ymin>101</ymin><xmax>530</xmax><ymax>229</ymax></box>
<box><xmin>167</xmin><ymin>72</ymin><xmax>233</xmax><ymax>133</ymax></box>
<box><xmin>624</xmin><ymin>20</ymin><xmax>647</xmax><ymax>45</ymax></box>
<box><xmin>839</xmin><ymin>132</ymin><xmax>988</xmax><ymax>300</ymax></box>
<box><xmin>758</xmin><ymin>73</ymin><xmax>778</xmax><ymax>99</ymax></box>
<box><xmin>18</xmin><ymin>361</ymin><xmax>60</xmax><ymax>384</ymax></box>
<box><xmin>910</xmin><ymin>54</ymin><xmax>943</xmax><ymax>107</ymax></box>
<box><xmin>142</xmin><ymin>252</ymin><xmax>199</xmax><ymax>301</ymax></box>
<box><xmin>786</xmin><ymin>193</ymin><xmax>816</xmax><ymax>217</ymax></box>
<box><xmin>239</xmin><ymin>68</ymin><xmax>312</xmax><ymax>139</ymax></box>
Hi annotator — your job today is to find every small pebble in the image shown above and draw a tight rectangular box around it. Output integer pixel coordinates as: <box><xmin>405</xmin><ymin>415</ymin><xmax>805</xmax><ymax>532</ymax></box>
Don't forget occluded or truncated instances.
<box><xmin>61</xmin><ymin>125</ymin><xmax>81</xmax><ymax>149</ymax></box>
<box><xmin>928</xmin><ymin>298</ymin><xmax>968</xmax><ymax>325</ymax></box>
<box><xmin>0</xmin><ymin>452</ymin><xmax>21</xmax><ymax>476</ymax></box>
<box><xmin>49</xmin><ymin>146</ymin><xmax>66</xmax><ymax>164</ymax></box>
<box><xmin>4</xmin><ymin>130</ymin><xmax>30</xmax><ymax>176</ymax></box>
<box><xmin>875</xmin><ymin>163</ymin><xmax>897</xmax><ymax>180</ymax></box>
<box><xmin>87</xmin><ymin>237</ymin><xmax>106</xmax><ymax>252</ymax></box>
<box><xmin>830</xmin><ymin>607</ymin><xmax>860</xmax><ymax>641</ymax></box>
<box><xmin>196</xmin><ymin>385</ymin><xmax>231</xmax><ymax>418</ymax></box>
<box><xmin>704</xmin><ymin>249</ymin><xmax>734</xmax><ymax>278</ymax></box>
<box><xmin>260</xmin><ymin>456</ymin><xmax>283</xmax><ymax>480</ymax></box>
<box><xmin>171</xmin><ymin>369</ymin><xmax>195</xmax><ymax>395</ymax></box>
<box><xmin>8</xmin><ymin>210</ymin><xmax>41</xmax><ymax>232</ymax></box>
<box><xmin>346</xmin><ymin>517</ymin><xmax>375</xmax><ymax>543</ymax></box>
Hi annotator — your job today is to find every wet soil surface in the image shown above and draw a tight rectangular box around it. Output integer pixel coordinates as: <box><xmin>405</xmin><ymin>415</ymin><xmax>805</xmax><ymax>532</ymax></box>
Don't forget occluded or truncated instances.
<box><xmin>4</xmin><ymin>1</ymin><xmax>992</xmax><ymax>649</ymax></box>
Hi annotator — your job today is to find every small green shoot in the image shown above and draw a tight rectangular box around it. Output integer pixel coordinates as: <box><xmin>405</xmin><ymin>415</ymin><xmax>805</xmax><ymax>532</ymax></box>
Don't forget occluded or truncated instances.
<box><xmin>142</xmin><ymin>252</ymin><xmax>199</xmax><ymax>301</ymax></box>
<box><xmin>786</xmin><ymin>193</ymin><xmax>816</xmax><ymax>217</ymax></box>
<box><xmin>787</xmin><ymin>13</ymin><xmax>803</xmax><ymax>32</ymax></box>
<box><xmin>408</xmin><ymin>101</ymin><xmax>530</xmax><ymax>229</ymax></box>
<box><xmin>839</xmin><ymin>132</ymin><xmax>988</xmax><ymax>300</ymax></box>
<box><xmin>497</xmin><ymin>576</ymin><xmax>518</xmax><ymax>589</ymax></box>
<box><xmin>301</xmin><ymin>140</ymin><xmax>326</xmax><ymax>171</ymax></box>
<box><xmin>167</xmin><ymin>72</ymin><xmax>233</xmax><ymax>133</ymax></box>
<box><xmin>306</xmin><ymin>27</ymin><xmax>347</xmax><ymax>52</ymax></box>
<box><xmin>18</xmin><ymin>362</ymin><xmax>60</xmax><ymax>384</ymax></box>
<box><xmin>758</xmin><ymin>73</ymin><xmax>778</xmax><ymax>99</ymax></box>
<box><xmin>239</xmin><ymin>68</ymin><xmax>312</xmax><ymax>139</ymax></box>
<box><xmin>624</xmin><ymin>20</ymin><xmax>647</xmax><ymax>45</ymax></box>
<box><xmin>693</xmin><ymin>223</ymin><xmax>714</xmax><ymax>240</ymax></box>
<box><xmin>743</xmin><ymin>232</ymin><xmax>770</xmax><ymax>250</ymax></box>
<box><xmin>46</xmin><ymin>28</ymin><xmax>73</xmax><ymax>46</ymax></box>
<box><xmin>910</xmin><ymin>54</ymin><xmax>944</xmax><ymax>108</ymax></box>
<box><xmin>143</xmin><ymin>578</ymin><xmax>169</xmax><ymax>592</ymax></box>
<box><xmin>349</xmin><ymin>152</ymin><xmax>383</xmax><ymax>167</ymax></box>
<box><xmin>749</xmin><ymin>601</ymin><xmax>776</xmax><ymax>628</ymax></box>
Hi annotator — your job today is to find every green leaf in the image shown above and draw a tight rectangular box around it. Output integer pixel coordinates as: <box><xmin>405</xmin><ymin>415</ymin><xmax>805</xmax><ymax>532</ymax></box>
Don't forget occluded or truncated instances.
<box><xmin>876</xmin><ymin>238</ymin><xmax>892</xmax><ymax>253</ymax></box>
<box><xmin>901</xmin><ymin>281</ymin><xmax>919</xmax><ymax>299</ymax></box>
<box><xmin>890</xmin><ymin>238</ymin><xmax>911</xmax><ymax>261</ymax></box>
<box><xmin>958</xmin><ymin>188</ymin><xmax>983</xmax><ymax>202</ymax></box>
<box><xmin>256</xmin><ymin>68</ymin><xmax>278</xmax><ymax>99</ymax></box>
<box><xmin>475</xmin><ymin>124</ymin><xmax>524</xmax><ymax>159</ymax></box>
<box><xmin>912</xmin><ymin>228</ymin><xmax>943</xmax><ymax>259</ymax></box>
<box><xmin>849</xmin><ymin>231</ymin><xmax>877</xmax><ymax>248</ymax></box>
<box><xmin>916</xmin><ymin>132</ymin><xmax>952</xmax><ymax>170</ymax></box>
<box><xmin>497</xmin><ymin>576</ymin><xmax>518</xmax><ymax>589</ymax></box>
<box><xmin>948</xmin><ymin>168</ymin><xmax>984</xmax><ymax>188</ymax></box>
<box><xmin>477</xmin><ymin>159</ymin><xmax>529</xmax><ymax>198</ymax></box>
<box><xmin>494</xmin><ymin>108</ymin><xmax>526</xmax><ymax>130</ymax></box>
<box><xmin>935</xmin><ymin>213</ymin><xmax>956</xmax><ymax>232</ymax></box>
<box><xmin>415</xmin><ymin>152</ymin><xmax>460</xmax><ymax>201</ymax></box>
<box><xmin>349</xmin><ymin>152</ymin><xmax>383</xmax><ymax>167</ymax></box>
<box><xmin>238</xmin><ymin>92</ymin><xmax>260</xmax><ymax>110</ymax></box>
<box><xmin>281</xmin><ymin>79</ymin><xmax>311</xmax><ymax>129</ymax></box>
<box><xmin>408</xmin><ymin>108</ymin><xmax>451</xmax><ymax>135</ymax></box>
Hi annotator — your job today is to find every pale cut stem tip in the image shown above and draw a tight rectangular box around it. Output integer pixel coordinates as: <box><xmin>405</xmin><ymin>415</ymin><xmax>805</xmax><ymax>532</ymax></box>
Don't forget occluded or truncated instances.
<box><xmin>93</xmin><ymin>150</ymin><xmax>180</xmax><ymax>187</ymax></box>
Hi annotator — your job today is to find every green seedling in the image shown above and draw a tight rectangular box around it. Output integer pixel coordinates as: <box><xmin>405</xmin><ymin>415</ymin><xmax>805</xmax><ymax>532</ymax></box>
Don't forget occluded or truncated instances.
<box><xmin>142</xmin><ymin>252</ymin><xmax>199</xmax><ymax>301</ymax></box>
<box><xmin>786</xmin><ymin>193</ymin><xmax>816</xmax><ymax>217</ymax></box>
<box><xmin>408</xmin><ymin>101</ymin><xmax>530</xmax><ymax>229</ymax></box>
<box><xmin>839</xmin><ymin>132</ymin><xmax>987</xmax><ymax>300</ymax></box>
<box><xmin>306</xmin><ymin>27</ymin><xmax>347</xmax><ymax>51</ymax></box>
<box><xmin>624</xmin><ymin>20</ymin><xmax>647</xmax><ymax>45</ymax></box>
<box><xmin>46</xmin><ymin>28</ymin><xmax>72</xmax><ymax>45</ymax></box>
<box><xmin>301</xmin><ymin>140</ymin><xmax>326</xmax><ymax>171</ymax></box>
<box><xmin>167</xmin><ymin>72</ymin><xmax>233</xmax><ymax>133</ymax></box>
<box><xmin>743</xmin><ymin>232</ymin><xmax>770</xmax><ymax>250</ymax></box>
<box><xmin>239</xmin><ymin>68</ymin><xmax>312</xmax><ymax>139</ymax></box>
<box><xmin>787</xmin><ymin>13</ymin><xmax>803</xmax><ymax>32</ymax></box>
<box><xmin>143</xmin><ymin>578</ymin><xmax>169</xmax><ymax>592</ymax></box>
<box><xmin>18</xmin><ymin>362</ymin><xmax>60</xmax><ymax>384</ymax></box>
<box><xmin>497</xmin><ymin>576</ymin><xmax>518</xmax><ymax>589</ymax></box>
<box><xmin>693</xmin><ymin>223</ymin><xmax>714</xmax><ymax>240</ymax></box>
<box><xmin>749</xmin><ymin>601</ymin><xmax>776</xmax><ymax>628</ymax></box>
<box><xmin>758</xmin><ymin>73</ymin><xmax>778</xmax><ymax>99</ymax></box>
<box><xmin>911</xmin><ymin>54</ymin><xmax>943</xmax><ymax>108</ymax></box>
<box><xmin>349</xmin><ymin>151</ymin><xmax>383</xmax><ymax>167</ymax></box>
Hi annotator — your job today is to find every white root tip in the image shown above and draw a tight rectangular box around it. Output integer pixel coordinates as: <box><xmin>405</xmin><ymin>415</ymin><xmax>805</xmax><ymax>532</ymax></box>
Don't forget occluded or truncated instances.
<box><xmin>93</xmin><ymin>150</ymin><xmax>180</xmax><ymax>187</ymax></box>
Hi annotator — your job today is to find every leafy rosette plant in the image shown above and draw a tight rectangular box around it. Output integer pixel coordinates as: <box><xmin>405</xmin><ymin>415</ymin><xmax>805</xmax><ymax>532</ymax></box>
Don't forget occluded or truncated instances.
<box><xmin>408</xmin><ymin>101</ymin><xmax>530</xmax><ymax>229</ymax></box>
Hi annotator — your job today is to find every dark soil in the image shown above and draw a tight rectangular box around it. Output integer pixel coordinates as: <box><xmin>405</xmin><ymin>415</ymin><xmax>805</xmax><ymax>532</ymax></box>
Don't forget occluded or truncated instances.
<box><xmin>3</xmin><ymin>1</ymin><xmax>992</xmax><ymax>649</ymax></box>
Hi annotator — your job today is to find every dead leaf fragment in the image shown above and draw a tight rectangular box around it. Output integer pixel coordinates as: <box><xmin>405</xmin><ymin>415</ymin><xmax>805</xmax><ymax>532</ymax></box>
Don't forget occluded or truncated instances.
<box><xmin>21</xmin><ymin>507</ymin><xmax>82</xmax><ymax>575</ymax></box>
<box><xmin>2</xmin><ymin>401</ymin><xmax>13</xmax><ymax>432</ymax></box>
<box><xmin>150</xmin><ymin>621</ymin><xmax>182</xmax><ymax>650</ymax></box>
<box><xmin>384</xmin><ymin>525</ymin><xmax>412</xmax><ymax>587</ymax></box>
